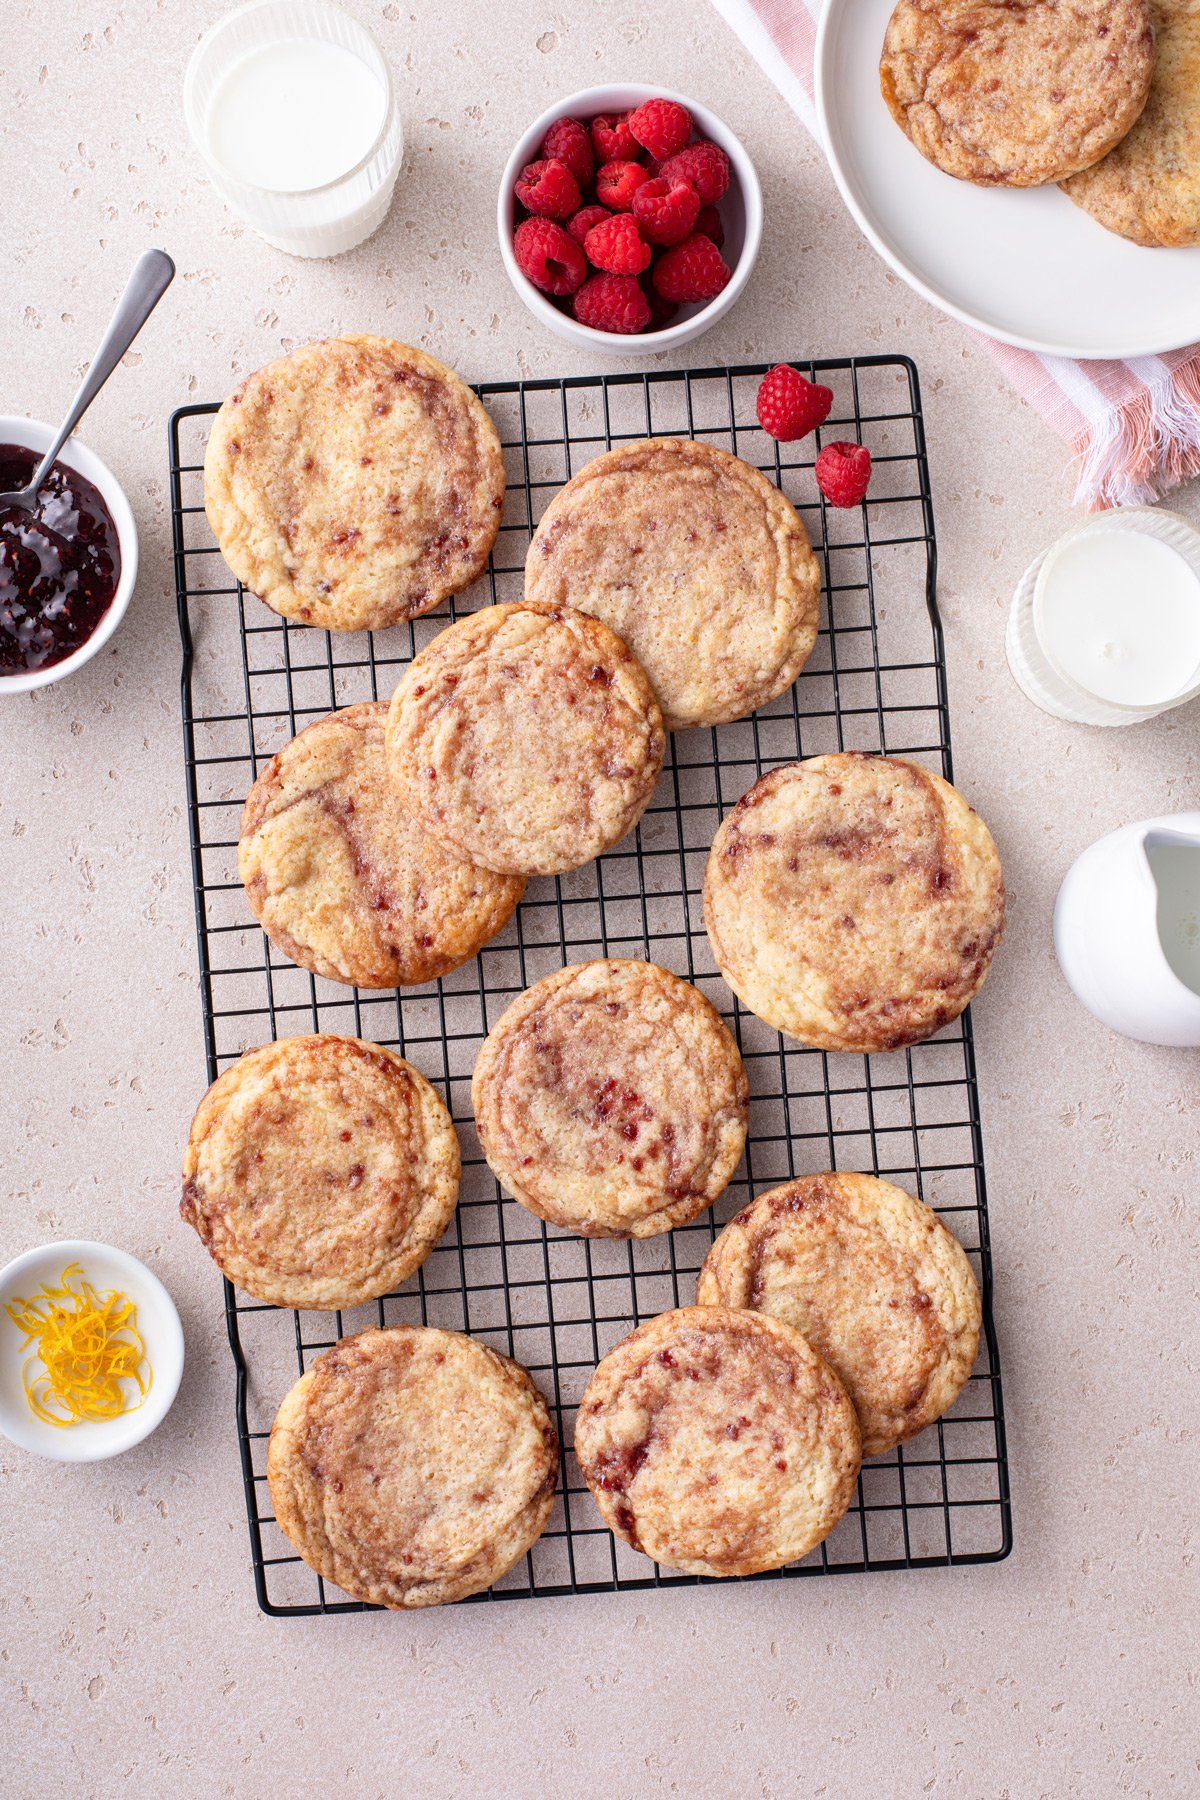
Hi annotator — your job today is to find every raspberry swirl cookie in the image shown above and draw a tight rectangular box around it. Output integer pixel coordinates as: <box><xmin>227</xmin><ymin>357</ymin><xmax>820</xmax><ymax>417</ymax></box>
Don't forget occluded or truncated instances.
<box><xmin>181</xmin><ymin>1035</ymin><xmax>460</xmax><ymax>1309</ymax></box>
<box><xmin>881</xmin><ymin>0</ymin><xmax>1156</xmax><ymax>187</ymax></box>
<box><xmin>703</xmin><ymin>754</ymin><xmax>1005</xmax><ymax>1054</ymax></box>
<box><xmin>575</xmin><ymin>1307</ymin><xmax>861</xmax><ymax>1577</ymax></box>
<box><xmin>697</xmin><ymin>1174</ymin><xmax>982</xmax><ymax>1456</ymax></box>
<box><xmin>472</xmin><ymin>960</ymin><xmax>749</xmax><ymax>1238</ymax></box>
<box><xmin>204</xmin><ymin>335</ymin><xmax>505</xmax><ymax>631</ymax></box>
<box><xmin>525</xmin><ymin>439</ymin><xmax>821</xmax><ymax>732</ymax></box>
<box><xmin>239</xmin><ymin>703</ymin><xmax>524</xmax><ymax>989</ymax></box>
<box><xmin>268</xmin><ymin>1326</ymin><xmax>558</xmax><ymax>1608</ymax></box>
<box><xmin>386</xmin><ymin>601</ymin><xmax>665</xmax><ymax>876</ymax></box>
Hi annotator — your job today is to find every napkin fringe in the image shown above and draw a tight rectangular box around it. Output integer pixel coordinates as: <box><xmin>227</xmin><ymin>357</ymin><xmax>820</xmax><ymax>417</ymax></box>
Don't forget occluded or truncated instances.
<box><xmin>1074</xmin><ymin>357</ymin><xmax>1200</xmax><ymax>512</ymax></box>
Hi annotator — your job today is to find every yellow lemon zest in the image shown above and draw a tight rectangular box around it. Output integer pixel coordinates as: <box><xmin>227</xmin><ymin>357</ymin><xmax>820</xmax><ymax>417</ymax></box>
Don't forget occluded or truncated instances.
<box><xmin>4</xmin><ymin>1262</ymin><xmax>152</xmax><ymax>1427</ymax></box>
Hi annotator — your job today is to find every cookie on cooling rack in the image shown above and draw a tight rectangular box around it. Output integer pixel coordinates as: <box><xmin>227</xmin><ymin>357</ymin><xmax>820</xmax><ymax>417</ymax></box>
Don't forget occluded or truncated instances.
<box><xmin>471</xmin><ymin>960</ymin><xmax>749</xmax><ymax>1239</ymax></box>
<box><xmin>385</xmin><ymin>601</ymin><xmax>665</xmax><ymax>876</ymax></box>
<box><xmin>181</xmin><ymin>1035</ymin><xmax>460</xmax><ymax>1309</ymax></box>
<box><xmin>703</xmin><ymin>753</ymin><xmax>1005</xmax><ymax>1054</ymax></box>
<box><xmin>1062</xmin><ymin>1</ymin><xmax>1200</xmax><ymax>246</ymax></box>
<box><xmin>696</xmin><ymin>1173</ymin><xmax>981</xmax><ymax>1456</ymax></box>
<box><xmin>238</xmin><ymin>702</ymin><xmax>524</xmax><ymax>989</ymax></box>
<box><xmin>880</xmin><ymin>0</ymin><xmax>1156</xmax><ymax>187</ymax></box>
<box><xmin>203</xmin><ymin>335</ymin><xmax>505</xmax><ymax>632</ymax></box>
<box><xmin>574</xmin><ymin>1307</ymin><xmax>861</xmax><ymax>1577</ymax></box>
<box><xmin>268</xmin><ymin>1326</ymin><xmax>558</xmax><ymax>1608</ymax></box>
<box><xmin>524</xmin><ymin>438</ymin><xmax>821</xmax><ymax>732</ymax></box>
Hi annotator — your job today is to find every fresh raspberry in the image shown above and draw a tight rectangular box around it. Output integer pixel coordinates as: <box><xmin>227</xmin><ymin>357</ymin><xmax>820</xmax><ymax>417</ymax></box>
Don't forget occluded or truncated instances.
<box><xmin>574</xmin><ymin>273</ymin><xmax>652</xmax><ymax>335</ymax></box>
<box><xmin>584</xmin><ymin>212</ymin><xmax>651</xmax><ymax>275</ymax></box>
<box><xmin>627</xmin><ymin>97</ymin><xmax>692</xmax><ymax>160</ymax></box>
<box><xmin>567</xmin><ymin>204</ymin><xmax>611</xmax><ymax>245</ymax></box>
<box><xmin>815</xmin><ymin>441</ymin><xmax>873</xmax><ymax>508</ymax></box>
<box><xmin>694</xmin><ymin>204</ymin><xmax>724</xmax><ymax>248</ymax></box>
<box><xmin>660</xmin><ymin>141</ymin><xmax>731</xmax><ymax>205</ymax></box>
<box><xmin>631</xmin><ymin>173</ymin><xmax>700</xmax><ymax>246</ymax></box>
<box><xmin>755</xmin><ymin>364</ymin><xmax>834</xmax><ymax>442</ymax></box>
<box><xmin>514</xmin><ymin>157</ymin><xmax>580</xmax><ymax>220</ymax></box>
<box><xmin>651</xmin><ymin>233</ymin><xmax>731</xmax><ymax>304</ymax></box>
<box><xmin>645</xmin><ymin>285</ymin><xmax>680</xmax><ymax>331</ymax></box>
<box><xmin>595</xmin><ymin>159</ymin><xmax>650</xmax><ymax>211</ymax></box>
<box><xmin>591</xmin><ymin>111</ymin><xmax>639</xmax><ymax>162</ymax></box>
<box><xmin>512</xmin><ymin>217</ymin><xmax>588</xmax><ymax>296</ymax></box>
<box><xmin>540</xmin><ymin>117</ymin><xmax>594</xmax><ymax>186</ymax></box>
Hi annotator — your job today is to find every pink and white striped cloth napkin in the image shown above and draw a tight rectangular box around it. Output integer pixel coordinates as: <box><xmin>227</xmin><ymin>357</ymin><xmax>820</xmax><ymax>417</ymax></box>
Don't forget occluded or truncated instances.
<box><xmin>711</xmin><ymin>0</ymin><xmax>1200</xmax><ymax>510</ymax></box>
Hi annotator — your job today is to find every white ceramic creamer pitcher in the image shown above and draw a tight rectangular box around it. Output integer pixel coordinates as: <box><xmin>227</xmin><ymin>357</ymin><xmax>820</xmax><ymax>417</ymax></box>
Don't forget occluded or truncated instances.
<box><xmin>1055</xmin><ymin>813</ymin><xmax>1200</xmax><ymax>1046</ymax></box>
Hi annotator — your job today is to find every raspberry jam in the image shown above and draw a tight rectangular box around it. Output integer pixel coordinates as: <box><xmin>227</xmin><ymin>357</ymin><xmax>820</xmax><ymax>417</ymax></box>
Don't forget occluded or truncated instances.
<box><xmin>0</xmin><ymin>444</ymin><xmax>121</xmax><ymax>676</ymax></box>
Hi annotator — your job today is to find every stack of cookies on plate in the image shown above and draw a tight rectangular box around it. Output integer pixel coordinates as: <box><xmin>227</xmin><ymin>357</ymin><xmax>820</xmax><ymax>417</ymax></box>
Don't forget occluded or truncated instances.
<box><xmin>183</xmin><ymin>333</ymin><xmax>1006</xmax><ymax>1607</ymax></box>
<box><xmin>881</xmin><ymin>0</ymin><xmax>1200</xmax><ymax>247</ymax></box>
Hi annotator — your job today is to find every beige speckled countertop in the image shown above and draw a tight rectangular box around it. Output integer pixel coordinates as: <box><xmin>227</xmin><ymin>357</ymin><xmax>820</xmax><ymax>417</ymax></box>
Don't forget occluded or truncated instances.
<box><xmin>2</xmin><ymin>4</ymin><xmax>1199</xmax><ymax>1795</ymax></box>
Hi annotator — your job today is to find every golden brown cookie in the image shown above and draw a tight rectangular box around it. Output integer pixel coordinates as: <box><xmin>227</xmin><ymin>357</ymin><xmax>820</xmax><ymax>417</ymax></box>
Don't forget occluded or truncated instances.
<box><xmin>180</xmin><ymin>1035</ymin><xmax>460</xmax><ymax>1309</ymax></box>
<box><xmin>239</xmin><ymin>702</ymin><xmax>524</xmax><ymax>989</ymax></box>
<box><xmin>574</xmin><ymin>1307</ymin><xmax>861</xmax><ymax>1577</ymax></box>
<box><xmin>268</xmin><ymin>1326</ymin><xmax>558</xmax><ymax>1607</ymax></box>
<box><xmin>696</xmin><ymin>1174</ymin><xmax>982</xmax><ymax>1456</ymax></box>
<box><xmin>1063</xmin><ymin>1</ymin><xmax>1200</xmax><ymax>245</ymax></box>
<box><xmin>703</xmin><ymin>754</ymin><xmax>1005</xmax><ymax>1054</ymax></box>
<box><xmin>881</xmin><ymin>0</ymin><xmax>1156</xmax><ymax>187</ymax></box>
<box><xmin>386</xmin><ymin>601</ymin><xmax>665</xmax><ymax>876</ymax></box>
<box><xmin>471</xmin><ymin>960</ymin><xmax>749</xmax><ymax>1239</ymax></box>
<box><xmin>203</xmin><ymin>335</ymin><xmax>505</xmax><ymax>631</ymax></box>
<box><xmin>524</xmin><ymin>439</ymin><xmax>821</xmax><ymax>732</ymax></box>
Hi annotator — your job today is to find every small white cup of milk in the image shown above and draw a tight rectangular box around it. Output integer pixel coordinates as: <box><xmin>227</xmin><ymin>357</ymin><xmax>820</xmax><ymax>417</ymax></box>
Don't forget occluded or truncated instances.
<box><xmin>1007</xmin><ymin>508</ymin><xmax>1200</xmax><ymax>726</ymax></box>
<box><xmin>185</xmin><ymin>0</ymin><xmax>403</xmax><ymax>258</ymax></box>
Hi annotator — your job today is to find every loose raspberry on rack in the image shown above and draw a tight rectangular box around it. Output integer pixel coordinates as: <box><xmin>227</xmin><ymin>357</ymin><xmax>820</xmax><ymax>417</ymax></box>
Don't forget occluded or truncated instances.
<box><xmin>584</xmin><ymin>212</ymin><xmax>651</xmax><ymax>275</ymax></box>
<box><xmin>595</xmin><ymin>159</ymin><xmax>651</xmax><ymax>212</ymax></box>
<box><xmin>756</xmin><ymin>364</ymin><xmax>835</xmax><ymax>443</ymax></box>
<box><xmin>514</xmin><ymin>157</ymin><xmax>581</xmax><ymax>220</ymax></box>
<box><xmin>694</xmin><ymin>204</ymin><xmax>724</xmax><ymax>248</ymax></box>
<box><xmin>651</xmin><ymin>233</ymin><xmax>732</xmax><ymax>305</ymax></box>
<box><xmin>513</xmin><ymin>217</ymin><xmax>588</xmax><ymax>296</ymax></box>
<box><xmin>627</xmin><ymin>97</ymin><xmax>693</xmax><ymax>160</ymax></box>
<box><xmin>567</xmin><ymin>204</ymin><xmax>612</xmax><ymax>245</ymax></box>
<box><xmin>540</xmin><ymin>116</ymin><xmax>595</xmax><ymax>186</ymax></box>
<box><xmin>660</xmin><ymin>141</ymin><xmax>731</xmax><ymax>205</ymax></box>
<box><xmin>815</xmin><ymin>441</ymin><xmax>873</xmax><ymax>509</ymax></box>
<box><xmin>631</xmin><ymin>173</ymin><xmax>700</xmax><ymax>246</ymax></box>
<box><xmin>574</xmin><ymin>272</ymin><xmax>652</xmax><ymax>335</ymax></box>
<box><xmin>591</xmin><ymin>111</ymin><xmax>639</xmax><ymax>162</ymax></box>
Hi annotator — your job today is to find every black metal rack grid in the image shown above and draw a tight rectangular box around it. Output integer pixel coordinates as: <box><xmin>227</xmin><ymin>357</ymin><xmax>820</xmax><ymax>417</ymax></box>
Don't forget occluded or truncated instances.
<box><xmin>170</xmin><ymin>355</ymin><xmax>1011</xmax><ymax>1616</ymax></box>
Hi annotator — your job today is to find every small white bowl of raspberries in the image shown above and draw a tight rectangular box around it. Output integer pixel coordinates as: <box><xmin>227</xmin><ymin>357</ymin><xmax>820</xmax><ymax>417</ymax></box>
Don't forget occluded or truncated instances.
<box><xmin>498</xmin><ymin>84</ymin><xmax>763</xmax><ymax>354</ymax></box>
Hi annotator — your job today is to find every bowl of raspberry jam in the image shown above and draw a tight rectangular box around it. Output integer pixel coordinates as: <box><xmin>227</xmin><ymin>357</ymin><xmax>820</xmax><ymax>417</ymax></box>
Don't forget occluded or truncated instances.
<box><xmin>0</xmin><ymin>418</ymin><xmax>137</xmax><ymax>696</ymax></box>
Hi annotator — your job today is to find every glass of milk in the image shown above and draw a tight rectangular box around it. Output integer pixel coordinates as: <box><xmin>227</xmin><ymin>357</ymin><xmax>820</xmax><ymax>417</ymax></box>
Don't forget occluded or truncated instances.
<box><xmin>184</xmin><ymin>0</ymin><xmax>404</xmax><ymax>258</ymax></box>
<box><xmin>1006</xmin><ymin>509</ymin><xmax>1200</xmax><ymax>726</ymax></box>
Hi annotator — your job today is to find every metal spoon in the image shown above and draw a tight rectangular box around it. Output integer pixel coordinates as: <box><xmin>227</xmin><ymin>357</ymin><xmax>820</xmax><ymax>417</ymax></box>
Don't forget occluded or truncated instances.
<box><xmin>0</xmin><ymin>247</ymin><xmax>175</xmax><ymax>511</ymax></box>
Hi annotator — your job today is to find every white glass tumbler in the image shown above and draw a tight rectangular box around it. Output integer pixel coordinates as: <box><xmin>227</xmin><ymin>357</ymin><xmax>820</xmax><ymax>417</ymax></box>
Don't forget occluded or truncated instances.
<box><xmin>184</xmin><ymin>0</ymin><xmax>404</xmax><ymax>258</ymax></box>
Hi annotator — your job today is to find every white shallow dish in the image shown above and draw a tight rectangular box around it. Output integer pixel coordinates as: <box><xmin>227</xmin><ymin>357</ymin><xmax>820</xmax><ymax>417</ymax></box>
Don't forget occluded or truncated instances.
<box><xmin>0</xmin><ymin>1241</ymin><xmax>184</xmax><ymax>1461</ymax></box>
<box><xmin>816</xmin><ymin>0</ymin><xmax>1200</xmax><ymax>359</ymax></box>
<box><xmin>498</xmin><ymin>84</ymin><xmax>763</xmax><ymax>357</ymax></box>
<box><xmin>0</xmin><ymin>415</ymin><xmax>138</xmax><ymax>697</ymax></box>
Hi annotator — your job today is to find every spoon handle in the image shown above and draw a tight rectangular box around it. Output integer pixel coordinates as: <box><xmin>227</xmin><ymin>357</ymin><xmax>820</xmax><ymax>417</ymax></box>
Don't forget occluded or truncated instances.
<box><xmin>28</xmin><ymin>248</ymin><xmax>175</xmax><ymax>496</ymax></box>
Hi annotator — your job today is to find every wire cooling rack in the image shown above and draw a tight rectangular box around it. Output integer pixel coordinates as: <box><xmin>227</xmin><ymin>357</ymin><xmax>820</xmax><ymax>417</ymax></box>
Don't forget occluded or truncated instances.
<box><xmin>170</xmin><ymin>355</ymin><xmax>1011</xmax><ymax>1616</ymax></box>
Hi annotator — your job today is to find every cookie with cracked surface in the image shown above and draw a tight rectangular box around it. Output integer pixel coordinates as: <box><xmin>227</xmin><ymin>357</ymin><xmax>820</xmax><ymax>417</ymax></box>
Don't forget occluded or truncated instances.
<box><xmin>239</xmin><ymin>702</ymin><xmax>524</xmax><ymax>989</ymax></box>
<box><xmin>268</xmin><ymin>1326</ymin><xmax>558</xmax><ymax>1608</ymax></box>
<box><xmin>1062</xmin><ymin>1</ymin><xmax>1200</xmax><ymax>245</ymax></box>
<box><xmin>386</xmin><ymin>601</ymin><xmax>665</xmax><ymax>876</ymax></box>
<box><xmin>881</xmin><ymin>0</ymin><xmax>1156</xmax><ymax>187</ymax></box>
<box><xmin>471</xmin><ymin>959</ymin><xmax>749</xmax><ymax>1239</ymax></box>
<box><xmin>524</xmin><ymin>438</ymin><xmax>821</xmax><ymax>732</ymax></box>
<box><xmin>696</xmin><ymin>1174</ymin><xmax>982</xmax><ymax>1456</ymax></box>
<box><xmin>203</xmin><ymin>335</ymin><xmax>505</xmax><ymax>632</ymax></box>
<box><xmin>574</xmin><ymin>1307</ymin><xmax>861</xmax><ymax>1577</ymax></box>
<box><xmin>703</xmin><ymin>754</ymin><xmax>1005</xmax><ymax>1054</ymax></box>
<box><xmin>181</xmin><ymin>1035</ymin><xmax>460</xmax><ymax>1309</ymax></box>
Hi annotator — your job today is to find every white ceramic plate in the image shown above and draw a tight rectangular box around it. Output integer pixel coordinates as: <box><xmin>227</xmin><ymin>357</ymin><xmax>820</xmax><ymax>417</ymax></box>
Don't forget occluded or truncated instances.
<box><xmin>815</xmin><ymin>0</ymin><xmax>1200</xmax><ymax>359</ymax></box>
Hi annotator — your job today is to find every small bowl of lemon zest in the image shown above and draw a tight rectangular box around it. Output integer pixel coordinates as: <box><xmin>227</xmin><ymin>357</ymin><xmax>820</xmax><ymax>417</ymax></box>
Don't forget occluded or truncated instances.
<box><xmin>5</xmin><ymin>1262</ymin><xmax>153</xmax><ymax>1427</ymax></box>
